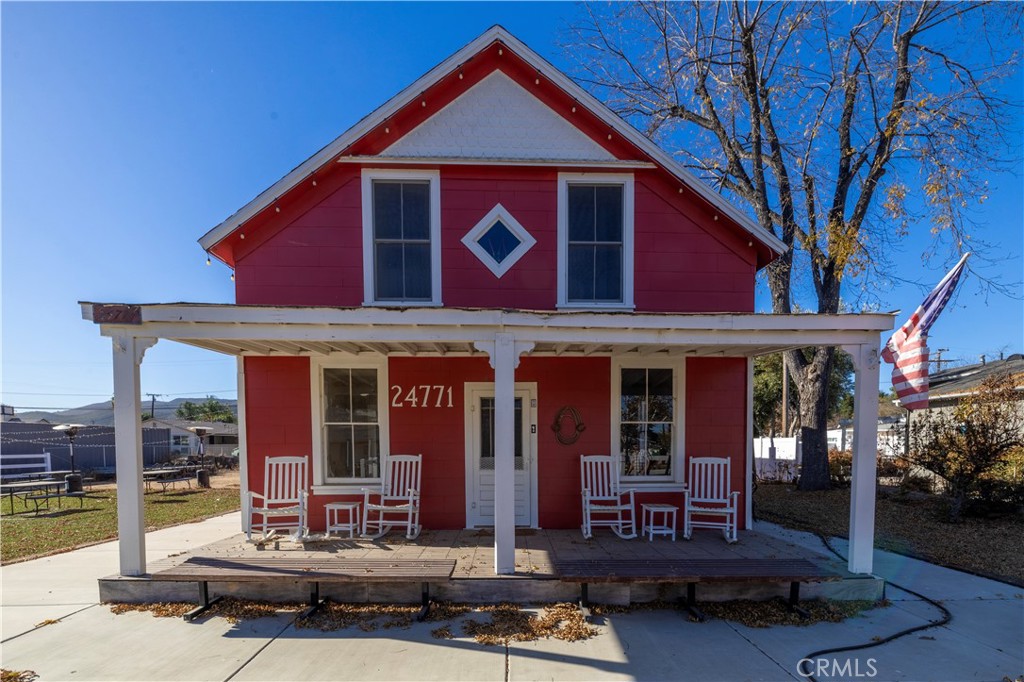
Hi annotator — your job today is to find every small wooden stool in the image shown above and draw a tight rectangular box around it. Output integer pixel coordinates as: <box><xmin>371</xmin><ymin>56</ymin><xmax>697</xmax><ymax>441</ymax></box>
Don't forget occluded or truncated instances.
<box><xmin>324</xmin><ymin>501</ymin><xmax>361</xmax><ymax>538</ymax></box>
<box><xmin>641</xmin><ymin>503</ymin><xmax>678</xmax><ymax>541</ymax></box>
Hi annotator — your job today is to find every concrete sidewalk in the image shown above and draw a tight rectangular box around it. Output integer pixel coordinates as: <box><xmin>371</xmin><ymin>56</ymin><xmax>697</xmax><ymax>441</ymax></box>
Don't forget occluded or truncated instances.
<box><xmin>1</xmin><ymin>515</ymin><xmax>1021</xmax><ymax>681</ymax></box>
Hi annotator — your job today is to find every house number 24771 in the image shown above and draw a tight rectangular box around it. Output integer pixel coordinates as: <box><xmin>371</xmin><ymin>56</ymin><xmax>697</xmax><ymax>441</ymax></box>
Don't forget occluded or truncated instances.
<box><xmin>390</xmin><ymin>385</ymin><xmax>454</xmax><ymax>408</ymax></box>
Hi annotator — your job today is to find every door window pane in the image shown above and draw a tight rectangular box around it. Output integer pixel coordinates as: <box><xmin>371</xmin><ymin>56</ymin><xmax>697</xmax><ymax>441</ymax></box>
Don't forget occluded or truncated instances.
<box><xmin>479</xmin><ymin>397</ymin><xmax>523</xmax><ymax>471</ymax></box>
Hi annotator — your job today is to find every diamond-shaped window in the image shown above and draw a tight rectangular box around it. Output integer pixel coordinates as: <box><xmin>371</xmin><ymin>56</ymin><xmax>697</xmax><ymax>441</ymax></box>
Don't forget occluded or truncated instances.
<box><xmin>462</xmin><ymin>204</ymin><xmax>536</xmax><ymax>278</ymax></box>
<box><xmin>477</xmin><ymin>220</ymin><xmax>521</xmax><ymax>264</ymax></box>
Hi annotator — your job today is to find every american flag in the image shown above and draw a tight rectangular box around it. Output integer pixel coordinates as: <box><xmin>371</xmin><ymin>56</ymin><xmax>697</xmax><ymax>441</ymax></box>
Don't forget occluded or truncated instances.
<box><xmin>881</xmin><ymin>253</ymin><xmax>970</xmax><ymax>410</ymax></box>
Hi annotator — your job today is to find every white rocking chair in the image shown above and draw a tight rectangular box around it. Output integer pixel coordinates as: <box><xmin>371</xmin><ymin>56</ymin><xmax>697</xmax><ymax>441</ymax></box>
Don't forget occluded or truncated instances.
<box><xmin>362</xmin><ymin>454</ymin><xmax>422</xmax><ymax>540</ymax></box>
<box><xmin>580</xmin><ymin>454</ymin><xmax>637</xmax><ymax>539</ymax></box>
<box><xmin>245</xmin><ymin>456</ymin><xmax>308</xmax><ymax>541</ymax></box>
<box><xmin>683</xmin><ymin>457</ymin><xmax>739</xmax><ymax>543</ymax></box>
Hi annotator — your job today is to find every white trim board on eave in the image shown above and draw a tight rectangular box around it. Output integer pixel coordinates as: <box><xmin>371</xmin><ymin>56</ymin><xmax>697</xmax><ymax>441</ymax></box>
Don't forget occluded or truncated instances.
<box><xmin>381</xmin><ymin>71</ymin><xmax>615</xmax><ymax>161</ymax></box>
<box><xmin>197</xmin><ymin>25</ymin><xmax>786</xmax><ymax>257</ymax></box>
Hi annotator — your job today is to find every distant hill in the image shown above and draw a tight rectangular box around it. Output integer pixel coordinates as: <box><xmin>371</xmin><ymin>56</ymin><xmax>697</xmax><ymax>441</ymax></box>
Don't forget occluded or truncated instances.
<box><xmin>12</xmin><ymin>397</ymin><xmax>238</xmax><ymax>427</ymax></box>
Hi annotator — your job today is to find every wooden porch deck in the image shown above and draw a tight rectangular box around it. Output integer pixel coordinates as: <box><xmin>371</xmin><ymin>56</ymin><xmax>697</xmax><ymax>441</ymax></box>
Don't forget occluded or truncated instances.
<box><xmin>145</xmin><ymin>526</ymin><xmax>846</xmax><ymax>580</ymax></box>
<box><xmin>99</xmin><ymin>527</ymin><xmax>883</xmax><ymax>606</ymax></box>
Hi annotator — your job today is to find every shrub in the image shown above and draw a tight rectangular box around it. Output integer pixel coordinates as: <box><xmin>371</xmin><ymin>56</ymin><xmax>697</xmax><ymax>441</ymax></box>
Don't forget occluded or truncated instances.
<box><xmin>906</xmin><ymin>373</ymin><xmax>1024</xmax><ymax>522</ymax></box>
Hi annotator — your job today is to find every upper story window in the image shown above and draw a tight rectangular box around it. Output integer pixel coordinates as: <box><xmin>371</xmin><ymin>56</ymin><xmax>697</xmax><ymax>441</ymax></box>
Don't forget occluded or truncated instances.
<box><xmin>361</xmin><ymin>169</ymin><xmax>441</xmax><ymax>306</ymax></box>
<box><xmin>557</xmin><ymin>173</ymin><xmax>634</xmax><ymax>309</ymax></box>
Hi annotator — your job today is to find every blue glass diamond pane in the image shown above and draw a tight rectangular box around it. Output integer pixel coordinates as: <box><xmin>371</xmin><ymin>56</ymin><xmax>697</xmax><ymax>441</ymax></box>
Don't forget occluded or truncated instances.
<box><xmin>477</xmin><ymin>220</ymin><xmax>522</xmax><ymax>264</ymax></box>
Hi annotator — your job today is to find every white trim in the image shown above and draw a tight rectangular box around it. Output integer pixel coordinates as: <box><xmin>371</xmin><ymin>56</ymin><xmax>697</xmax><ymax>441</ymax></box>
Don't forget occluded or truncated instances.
<box><xmin>745</xmin><ymin>357</ymin><xmax>754</xmax><ymax>528</ymax></box>
<box><xmin>463</xmin><ymin>382</ymin><xmax>538</xmax><ymax>529</ymax></box>
<box><xmin>197</xmin><ymin>26</ymin><xmax>786</xmax><ymax>258</ymax></box>
<box><xmin>557</xmin><ymin>173</ymin><xmax>635</xmax><ymax>310</ymax></box>
<box><xmin>309</xmin><ymin>355</ymin><xmax>391</xmax><ymax>489</ymax></box>
<box><xmin>338</xmin><ymin>156</ymin><xmax>656</xmax><ymax>169</ymax></box>
<box><xmin>610</xmin><ymin>356</ymin><xmax>686</xmax><ymax>487</ymax></box>
<box><xmin>237</xmin><ymin>356</ymin><xmax>249</xmax><ymax>534</ymax></box>
<box><xmin>461</xmin><ymin>203</ymin><xmax>537</xmax><ymax>278</ymax></box>
<box><xmin>360</xmin><ymin>169</ymin><xmax>442</xmax><ymax>306</ymax></box>
<box><xmin>83</xmin><ymin>302</ymin><xmax>896</xmax><ymax>333</ymax></box>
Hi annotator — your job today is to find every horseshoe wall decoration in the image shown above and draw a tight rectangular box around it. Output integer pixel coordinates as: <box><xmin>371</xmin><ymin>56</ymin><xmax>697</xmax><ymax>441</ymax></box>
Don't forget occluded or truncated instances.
<box><xmin>552</xmin><ymin>405</ymin><xmax>586</xmax><ymax>445</ymax></box>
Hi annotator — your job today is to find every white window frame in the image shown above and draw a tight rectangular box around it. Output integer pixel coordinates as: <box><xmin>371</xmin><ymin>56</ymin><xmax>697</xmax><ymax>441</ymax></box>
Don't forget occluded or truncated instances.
<box><xmin>610</xmin><ymin>356</ymin><xmax>686</xmax><ymax>490</ymax></box>
<box><xmin>461</xmin><ymin>203</ymin><xmax>537</xmax><ymax>278</ymax></box>
<box><xmin>310</xmin><ymin>355</ymin><xmax>390</xmax><ymax>494</ymax></box>
<box><xmin>557</xmin><ymin>173</ymin><xmax>635</xmax><ymax>310</ymax></box>
<box><xmin>361</xmin><ymin>168</ymin><xmax>442</xmax><ymax>306</ymax></box>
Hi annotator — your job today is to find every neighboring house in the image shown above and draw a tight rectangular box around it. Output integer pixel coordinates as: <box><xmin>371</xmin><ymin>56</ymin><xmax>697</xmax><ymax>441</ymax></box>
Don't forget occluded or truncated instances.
<box><xmin>0</xmin><ymin>421</ymin><xmax>169</xmax><ymax>472</ymax></box>
<box><xmin>82</xmin><ymin>26</ymin><xmax>894</xmax><ymax>577</ymax></box>
<box><xmin>827</xmin><ymin>415</ymin><xmax>906</xmax><ymax>456</ymax></box>
<box><xmin>906</xmin><ymin>353</ymin><xmax>1024</xmax><ymax>430</ymax></box>
<box><xmin>142</xmin><ymin>419</ymin><xmax>239</xmax><ymax>457</ymax></box>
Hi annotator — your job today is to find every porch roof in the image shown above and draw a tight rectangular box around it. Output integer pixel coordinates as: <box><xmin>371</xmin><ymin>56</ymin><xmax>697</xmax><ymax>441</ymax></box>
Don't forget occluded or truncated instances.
<box><xmin>80</xmin><ymin>302</ymin><xmax>895</xmax><ymax>358</ymax></box>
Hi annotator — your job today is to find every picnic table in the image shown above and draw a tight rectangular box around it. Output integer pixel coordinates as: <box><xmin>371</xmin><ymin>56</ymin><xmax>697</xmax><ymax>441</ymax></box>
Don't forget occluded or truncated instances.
<box><xmin>1</xmin><ymin>480</ymin><xmax>66</xmax><ymax>510</ymax></box>
<box><xmin>143</xmin><ymin>467</ymin><xmax>193</xmax><ymax>492</ymax></box>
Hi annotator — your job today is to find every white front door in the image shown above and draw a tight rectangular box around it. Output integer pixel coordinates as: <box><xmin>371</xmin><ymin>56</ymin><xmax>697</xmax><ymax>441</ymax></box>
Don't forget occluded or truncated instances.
<box><xmin>465</xmin><ymin>383</ymin><xmax>537</xmax><ymax>528</ymax></box>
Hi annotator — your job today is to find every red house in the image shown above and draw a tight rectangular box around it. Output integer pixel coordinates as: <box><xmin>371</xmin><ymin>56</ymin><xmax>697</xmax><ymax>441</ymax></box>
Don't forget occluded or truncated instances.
<box><xmin>84</xmin><ymin>27</ymin><xmax>892</xmax><ymax>579</ymax></box>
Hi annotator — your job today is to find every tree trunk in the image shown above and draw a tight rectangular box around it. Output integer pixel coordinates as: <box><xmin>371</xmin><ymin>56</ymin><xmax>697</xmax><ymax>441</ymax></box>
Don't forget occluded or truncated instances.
<box><xmin>795</xmin><ymin>347</ymin><xmax>835</xmax><ymax>491</ymax></box>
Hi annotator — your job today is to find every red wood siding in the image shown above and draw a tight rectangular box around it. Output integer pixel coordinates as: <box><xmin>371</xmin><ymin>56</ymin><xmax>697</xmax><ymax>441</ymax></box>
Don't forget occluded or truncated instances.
<box><xmin>386</xmin><ymin>356</ymin><xmax>611</xmax><ymax>530</ymax></box>
<box><xmin>234</xmin><ymin>168</ymin><xmax>363</xmax><ymax>306</ymax></box>
<box><xmin>683</xmin><ymin>356</ymin><xmax>749</xmax><ymax>530</ymax></box>
<box><xmin>233</xmin><ymin>165</ymin><xmax>755</xmax><ymax>313</ymax></box>
<box><xmin>244</xmin><ymin>355</ymin><xmax>748</xmax><ymax>533</ymax></box>
<box><xmin>242</xmin><ymin>356</ymin><xmax>313</xmax><ymax>501</ymax></box>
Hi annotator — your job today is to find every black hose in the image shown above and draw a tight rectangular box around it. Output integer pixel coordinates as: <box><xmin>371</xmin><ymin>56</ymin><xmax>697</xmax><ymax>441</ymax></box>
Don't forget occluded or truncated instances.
<box><xmin>798</xmin><ymin>535</ymin><xmax>952</xmax><ymax>682</ymax></box>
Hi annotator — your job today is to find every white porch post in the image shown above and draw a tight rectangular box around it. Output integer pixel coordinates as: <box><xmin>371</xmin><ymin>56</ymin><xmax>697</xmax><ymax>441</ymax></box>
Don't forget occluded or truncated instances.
<box><xmin>236</xmin><ymin>356</ymin><xmax>249</xmax><ymax>534</ymax></box>
<box><xmin>111</xmin><ymin>334</ymin><xmax>157</xmax><ymax>576</ymax></box>
<box><xmin>846</xmin><ymin>343</ymin><xmax>880</xmax><ymax>574</ymax></box>
<box><xmin>474</xmin><ymin>333</ymin><xmax>534</xmax><ymax>574</ymax></box>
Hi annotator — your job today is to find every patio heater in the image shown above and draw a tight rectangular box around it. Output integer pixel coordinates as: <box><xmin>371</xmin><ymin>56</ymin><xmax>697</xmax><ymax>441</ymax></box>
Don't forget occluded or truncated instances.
<box><xmin>53</xmin><ymin>424</ymin><xmax>85</xmax><ymax>492</ymax></box>
<box><xmin>188</xmin><ymin>426</ymin><xmax>212</xmax><ymax>488</ymax></box>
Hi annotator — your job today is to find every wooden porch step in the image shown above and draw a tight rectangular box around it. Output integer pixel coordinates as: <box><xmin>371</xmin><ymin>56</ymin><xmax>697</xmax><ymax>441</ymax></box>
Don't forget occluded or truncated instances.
<box><xmin>150</xmin><ymin>557</ymin><xmax>457</xmax><ymax>583</ymax></box>
<box><xmin>554</xmin><ymin>558</ymin><xmax>841</xmax><ymax>583</ymax></box>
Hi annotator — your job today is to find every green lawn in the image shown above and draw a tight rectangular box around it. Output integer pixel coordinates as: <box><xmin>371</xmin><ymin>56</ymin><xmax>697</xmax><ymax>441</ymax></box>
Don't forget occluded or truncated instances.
<box><xmin>0</xmin><ymin>488</ymin><xmax>240</xmax><ymax>563</ymax></box>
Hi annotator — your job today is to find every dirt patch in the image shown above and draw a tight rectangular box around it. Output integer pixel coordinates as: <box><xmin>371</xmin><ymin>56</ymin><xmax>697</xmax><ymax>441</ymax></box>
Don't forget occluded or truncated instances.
<box><xmin>462</xmin><ymin>602</ymin><xmax>597</xmax><ymax>645</ymax></box>
<box><xmin>755</xmin><ymin>483</ymin><xmax>1024</xmax><ymax>586</ymax></box>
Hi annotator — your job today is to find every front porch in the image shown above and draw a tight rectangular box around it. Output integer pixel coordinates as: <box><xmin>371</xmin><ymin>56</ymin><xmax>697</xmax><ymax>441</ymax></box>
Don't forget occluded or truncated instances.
<box><xmin>81</xmin><ymin>302</ymin><xmax>895</xmax><ymax>581</ymax></box>
<box><xmin>99</xmin><ymin>527</ymin><xmax>883</xmax><ymax>606</ymax></box>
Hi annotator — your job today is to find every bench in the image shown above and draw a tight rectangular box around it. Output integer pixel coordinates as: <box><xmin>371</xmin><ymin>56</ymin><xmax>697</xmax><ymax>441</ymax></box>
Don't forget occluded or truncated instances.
<box><xmin>149</xmin><ymin>556</ymin><xmax>457</xmax><ymax>622</ymax></box>
<box><xmin>24</xmin><ymin>491</ymin><xmax>86</xmax><ymax>515</ymax></box>
<box><xmin>152</xmin><ymin>477</ymin><xmax>192</xmax><ymax>493</ymax></box>
<box><xmin>555</xmin><ymin>558</ymin><xmax>842</xmax><ymax>621</ymax></box>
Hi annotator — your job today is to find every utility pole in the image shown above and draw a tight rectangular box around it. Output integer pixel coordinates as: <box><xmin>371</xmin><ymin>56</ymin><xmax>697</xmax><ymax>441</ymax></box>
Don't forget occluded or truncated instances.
<box><xmin>145</xmin><ymin>393</ymin><xmax>162</xmax><ymax>420</ymax></box>
<box><xmin>932</xmin><ymin>349</ymin><xmax>951</xmax><ymax>372</ymax></box>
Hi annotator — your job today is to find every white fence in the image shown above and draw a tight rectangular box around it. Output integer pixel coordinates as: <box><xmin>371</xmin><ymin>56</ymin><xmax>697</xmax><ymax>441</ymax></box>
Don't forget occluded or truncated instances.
<box><xmin>0</xmin><ymin>452</ymin><xmax>52</xmax><ymax>480</ymax></box>
<box><xmin>753</xmin><ymin>437</ymin><xmax>800</xmax><ymax>482</ymax></box>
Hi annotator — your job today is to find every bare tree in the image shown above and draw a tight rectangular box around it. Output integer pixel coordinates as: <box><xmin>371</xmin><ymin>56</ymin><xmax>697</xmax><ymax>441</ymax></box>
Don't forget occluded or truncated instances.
<box><xmin>568</xmin><ymin>1</ymin><xmax>1021</xmax><ymax>489</ymax></box>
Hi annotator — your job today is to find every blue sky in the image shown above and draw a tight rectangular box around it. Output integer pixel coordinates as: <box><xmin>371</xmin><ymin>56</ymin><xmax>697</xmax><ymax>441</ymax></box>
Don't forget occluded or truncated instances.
<box><xmin>2</xmin><ymin>2</ymin><xmax>1021</xmax><ymax>414</ymax></box>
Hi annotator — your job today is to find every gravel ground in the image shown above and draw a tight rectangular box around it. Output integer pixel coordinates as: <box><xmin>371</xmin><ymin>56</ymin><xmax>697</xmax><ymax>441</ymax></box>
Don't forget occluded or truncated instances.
<box><xmin>755</xmin><ymin>482</ymin><xmax>1024</xmax><ymax>585</ymax></box>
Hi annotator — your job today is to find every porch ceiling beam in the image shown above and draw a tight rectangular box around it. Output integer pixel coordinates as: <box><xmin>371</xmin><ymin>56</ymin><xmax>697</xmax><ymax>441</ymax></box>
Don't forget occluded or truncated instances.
<box><xmin>327</xmin><ymin>342</ymin><xmax>365</xmax><ymax>355</ymax></box>
<box><xmin>300</xmin><ymin>341</ymin><xmax>335</xmax><ymax>355</ymax></box>
<box><xmin>82</xmin><ymin>302</ymin><xmax>896</xmax><ymax>333</ymax></box>
<box><xmin>178</xmin><ymin>339</ymin><xmax>248</xmax><ymax>356</ymax></box>
<box><xmin>104</xmin><ymin>322</ymin><xmax>884</xmax><ymax>350</ymax></box>
<box><xmin>398</xmin><ymin>343</ymin><xmax>420</xmax><ymax>355</ymax></box>
<box><xmin>431</xmin><ymin>343</ymin><xmax>448</xmax><ymax>356</ymax></box>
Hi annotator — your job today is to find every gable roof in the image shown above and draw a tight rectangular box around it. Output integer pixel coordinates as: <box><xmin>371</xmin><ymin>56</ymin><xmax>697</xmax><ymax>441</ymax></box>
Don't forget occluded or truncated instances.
<box><xmin>927</xmin><ymin>354</ymin><xmax>1024</xmax><ymax>401</ymax></box>
<box><xmin>198</xmin><ymin>25</ymin><xmax>786</xmax><ymax>261</ymax></box>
